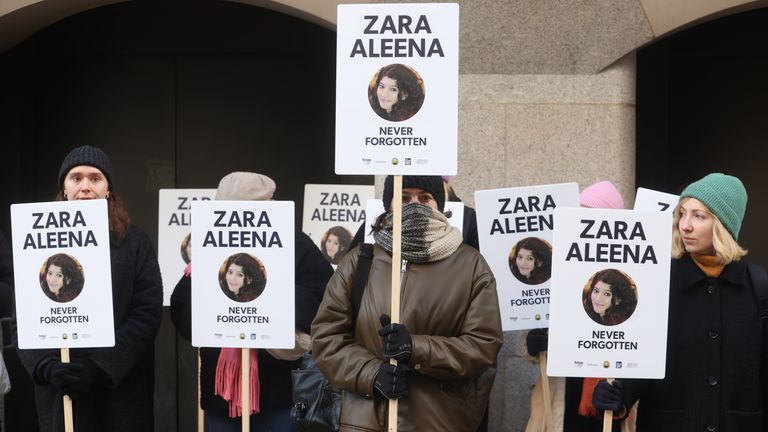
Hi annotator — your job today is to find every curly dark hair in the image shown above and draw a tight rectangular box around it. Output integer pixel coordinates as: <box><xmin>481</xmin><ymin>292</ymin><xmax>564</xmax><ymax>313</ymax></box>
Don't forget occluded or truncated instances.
<box><xmin>509</xmin><ymin>237</ymin><xmax>552</xmax><ymax>285</ymax></box>
<box><xmin>321</xmin><ymin>226</ymin><xmax>353</xmax><ymax>265</ymax></box>
<box><xmin>40</xmin><ymin>253</ymin><xmax>85</xmax><ymax>303</ymax></box>
<box><xmin>368</xmin><ymin>64</ymin><xmax>425</xmax><ymax>122</ymax></box>
<box><xmin>218</xmin><ymin>253</ymin><xmax>267</xmax><ymax>302</ymax></box>
<box><xmin>582</xmin><ymin>268</ymin><xmax>638</xmax><ymax>326</ymax></box>
<box><xmin>180</xmin><ymin>233</ymin><xmax>192</xmax><ymax>264</ymax></box>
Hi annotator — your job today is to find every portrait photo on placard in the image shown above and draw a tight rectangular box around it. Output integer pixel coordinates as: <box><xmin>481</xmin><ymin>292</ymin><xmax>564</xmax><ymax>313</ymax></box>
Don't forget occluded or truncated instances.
<box><xmin>582</xmin><ymin>268</ymin><xmax>638</xmax><ymax>326</ymax></box>
<box><xmin>508</xmin><ymin>237</ymin><xmax>552</xmax><ymax>285</ymax></box>
<box><xmin>39</xmin><ymin>253</ymin><xmax>85</xmax><ymax>303</ymax></box>
<box><xmin>368</xmin><ymin>63</ymin><xmax>425</xmax><ymax>122</ymax></box>
<box><xmin>218</xmin><ymin>253</ymin><xmax>267</xmax><ymax>303</ymax></box>
<box><xmin>180</xmin><ymin>233</ymin><xmax>192</xmax><ymax>264</ymax></box>
<box><xmin>320</xmin><ymin>226</ymin><xmax>353</xmax><ymax>265</ymax></box>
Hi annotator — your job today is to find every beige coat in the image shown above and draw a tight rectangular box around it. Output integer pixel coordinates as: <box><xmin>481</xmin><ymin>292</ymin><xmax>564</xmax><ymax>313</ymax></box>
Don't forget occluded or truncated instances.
<box><xmin>311</xmin><ymin>244</ymin><xmax>503</xmax><ymax>432</ymax></box>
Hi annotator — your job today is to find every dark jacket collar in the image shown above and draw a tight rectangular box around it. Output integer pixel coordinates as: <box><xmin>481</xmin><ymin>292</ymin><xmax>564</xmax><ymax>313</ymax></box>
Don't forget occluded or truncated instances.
<box><xmin>674</xmin><ymin>253</ymin><xmax>748</xmax><ymax>290</ymax></box>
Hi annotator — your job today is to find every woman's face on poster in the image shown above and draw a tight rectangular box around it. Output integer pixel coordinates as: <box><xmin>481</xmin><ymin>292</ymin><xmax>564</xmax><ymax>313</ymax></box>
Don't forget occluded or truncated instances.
<box><xmin>226</xmin><ymin>263</ymin><xmax>245</xmax><ymax>295</ymax></box>
<box><xmin>377</xmin><ymin>76</ymin><xmax>400</xmax><ymax>113</ymax></box>
<box><xmin>591</xmin><ymin>280</ymin><xmax>613</xmax><ymax>317</ymax></box>
<box><xmin>325</xmin><ymin>234</ymin><xmax>340</xmax><ymax>259</ymax></box>
<box><xmin>46</xmin><ymin>264</ymin><xmax>65</xmax><ymax>295</ymax></box>
<box><xmin>515</xmin><ymin>248</ymin><xmax>536</xmax><ymax>278</ymax></box>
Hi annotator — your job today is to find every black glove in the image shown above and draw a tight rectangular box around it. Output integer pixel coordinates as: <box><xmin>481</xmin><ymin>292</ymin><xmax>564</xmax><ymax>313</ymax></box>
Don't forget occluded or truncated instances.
<box><xmin>50</xmin><ymin>359</ymin><xmax>103</xmax><ymax>398</ymax></box>
<box><xmin>379</xmin><ymin>314</ymin><xmax>413</xmax><ymax>364</ymax></box>
<box><xmin>592</xmin><ymin>379</ymin><xmax>624</xmax><ymax>412</ymax></box>
<box><xmin>373</xmin><ymin>362</ymin><xmax>409</xmax><ymax>400</ymax></box>
<box><xmin>526</xmin><ymin>328</ymin><xmax>549</xmax><ymax>356</ymax></box>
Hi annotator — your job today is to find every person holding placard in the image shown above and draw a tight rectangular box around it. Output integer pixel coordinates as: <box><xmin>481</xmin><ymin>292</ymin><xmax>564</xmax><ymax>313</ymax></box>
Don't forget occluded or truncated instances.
<box><xmin>525</xmin><ymin>180</ymin><xmax>632</xmax><ymax>432</ymax></box>
<box><xmin>170</xmin><ymin>172</ymin><xmax>333</xmax><ymax>431</ymax></box>
<box><xmin>592</xmin><ymin>173</ymin><xmax>768</xmax><ymax>432</ymax></box>
<box><xmin>311</xmin><ymin>175</ymin><xmax>502</xmax><ymax>431</ymax></box>
<box><xmin>19</xmin><ymin>145</ymin><xmax>163</xmax><ymax>431</ymax></box>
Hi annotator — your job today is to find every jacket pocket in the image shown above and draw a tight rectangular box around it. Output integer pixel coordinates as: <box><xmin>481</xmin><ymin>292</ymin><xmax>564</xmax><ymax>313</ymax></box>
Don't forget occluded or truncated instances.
<box><xmin>648</xmin><ymin>408</ymin><xmax>695</xmax><ymax>432</ymax></box>
<box><xmin>724</xmin><ymin>409</ymin><xmax>762</xmax><ymax>431</ymax></box>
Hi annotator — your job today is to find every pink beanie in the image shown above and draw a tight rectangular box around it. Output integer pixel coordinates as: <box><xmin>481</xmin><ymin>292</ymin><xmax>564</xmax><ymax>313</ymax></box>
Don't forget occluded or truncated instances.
<box><xmin>579</xmin><ymin>181</ymin><xmax>625</xmax><ymax>210</ymax></box>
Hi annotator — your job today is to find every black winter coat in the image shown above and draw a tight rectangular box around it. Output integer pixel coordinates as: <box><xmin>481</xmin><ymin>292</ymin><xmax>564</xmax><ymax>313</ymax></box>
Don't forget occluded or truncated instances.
<box><xmin>625</xmin><ymin>255</ymin><xmax>768</xmax><ymax>431</ymax></box>
<box><xmin>19</xmin><ymin>225</ymin><xmax>163</xmax><ymax>432</ymax></box>
<box><xmin>170</xmin><ymin>231</ymin><xmax>333</xmax><ymax>415</ymax></box>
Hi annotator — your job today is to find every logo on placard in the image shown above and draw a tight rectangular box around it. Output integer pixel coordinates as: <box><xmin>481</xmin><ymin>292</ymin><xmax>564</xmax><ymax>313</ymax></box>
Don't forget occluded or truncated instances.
<box><xmin>546</xmin><ymin>313</ymin><xmax>550</xmax><ymax>320</ymax></box>
<box><xmin>573</xmin><ymin>361</ymin><xmax>584</xmax><ymax>368</ymax></box>
<box><xmin>250</xmin><ymin>334</ymin><xmax>257</xmax><ymax>340</ymax></box>
<box><xmin>603</xmin><ymin>361</ymin><xmax>610</xmax><ymax>368</ymax></box>
<box><xmin>215</xmin><ymin>333</ymin><xmax>223</xmax><ymax>339</ymax></box>
<box><xmin>509</xmin><ymin>317</ymin><xmax>518</xmax><ymax>322</ymax></box>
<box><xmin>239</xmin><ymin>333</ymin><xmax>246</xmax><ymax>340</ymax></box>
<box><xmin>62</xmin><ymin>333</ymin><xmax>68</xmax><ymax>340</ymax></box>
<box><xmin>627</xmin><ymin>362</ymin><xmax>639</xmax><ymax>369</ymax></box>
<box><xmin>38</xmin><ymin>334</ymin><xmax>47</xmax><ymax>340</ymax></box>
<box><xmin>616</xmin><ymin>361</ymin><xmax>622</xmax><ymax>369</ymax></box>
<box><xmin>416</xmin><ymin>159</ymin><xmax>428</xmax><ymax>165</ymax></box>
<box><xmin>392</xmin><ymin>158</ymin><xmax>399</xmax><ymax>165</ymax></box>
<box><xmin>535</xmin><ymin>314</ymin><xmax>541</xmax><ymax>321</ymax></box>
<box><xmin>362</xmin><ymin>158</ymin><xmax>372</xmax><ymax>165</ymax></box>
<box><xmin>72</xmin><ymin>333</ymin><xmax>78</xmax><ymax>340</ymax></box>
<box><xmin>405</xmin><ymin>158</ymin><xmax>412</xmax><ymax>165</ymax></box>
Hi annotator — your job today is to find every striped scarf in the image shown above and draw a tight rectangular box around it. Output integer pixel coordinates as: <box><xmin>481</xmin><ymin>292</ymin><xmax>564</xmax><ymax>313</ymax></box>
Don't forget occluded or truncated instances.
<box><xmin>374</xmin><ymin>204</ymin><xmax>463</xmax><ymax>263</ymax></box>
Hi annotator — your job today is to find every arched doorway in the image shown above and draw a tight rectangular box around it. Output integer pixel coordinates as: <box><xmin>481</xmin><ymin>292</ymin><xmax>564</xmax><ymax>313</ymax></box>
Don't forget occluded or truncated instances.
<box><xmin>0</xmin><ymin>1</ymin><xmax>364</xmax><ymax>430</ymax></box>
<box><xmin>636</xmin><ymin>6</ymin><xmax>768</xmax><ymax>265</ymax></box>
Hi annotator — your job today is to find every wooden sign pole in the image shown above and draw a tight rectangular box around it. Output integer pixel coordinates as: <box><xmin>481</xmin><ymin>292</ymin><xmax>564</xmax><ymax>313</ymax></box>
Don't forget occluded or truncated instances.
<box><xmin>61</xmin><ymin>348</ymin><xmax>74</xmax><ymax>432</ymax></box>
<box><xmin>539</xmin><ymin>352</ymin><xmax>553</xmax><ymax>431</ymax></box>
<box><xmin>602</xmin><ymin>378</ymin><xmax>615</xmax><ymax>432</ymax></box>
<box><xmin>198</xmin><ymin>349</ymin><xmax>204</xmax><ymax>432</ymax></box>
<box><xmin>387</xmin><ymin>175</ymin><xmax>403</xmax><ymax>432</ymax></box>
<box><xmin>242</xmin><ymin>348</ymin><xmax>250</xmax><ymax>432</ymax></box>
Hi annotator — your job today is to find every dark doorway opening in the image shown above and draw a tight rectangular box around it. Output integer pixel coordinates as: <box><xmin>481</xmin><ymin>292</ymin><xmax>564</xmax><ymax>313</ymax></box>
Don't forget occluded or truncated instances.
<box><xmin>0</xmin><ymin>1</ymin><xmax>364</xmax><ymax>430</ymax></box>
<box><xmin>637</xmin><ymin>6</ymin><xmax>768</xmax><ymax>265</ymax></box>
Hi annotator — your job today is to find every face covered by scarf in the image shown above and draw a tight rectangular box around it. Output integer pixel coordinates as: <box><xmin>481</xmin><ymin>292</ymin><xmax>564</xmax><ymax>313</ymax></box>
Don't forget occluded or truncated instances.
<box><xmin>373</xmin><ymin>203</ymin><xmax>463</xmax><ymax>263</ymax></box>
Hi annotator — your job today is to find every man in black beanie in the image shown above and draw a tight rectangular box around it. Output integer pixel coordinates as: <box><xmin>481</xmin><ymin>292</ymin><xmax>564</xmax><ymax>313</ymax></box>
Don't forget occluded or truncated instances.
<box><xmin>18</xmin><ymin>145</ymin><xmax>163</xmax><ymax>432</ymax></box>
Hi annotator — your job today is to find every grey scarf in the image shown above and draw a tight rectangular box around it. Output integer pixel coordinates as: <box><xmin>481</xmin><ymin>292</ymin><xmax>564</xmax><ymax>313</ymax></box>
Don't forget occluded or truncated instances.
<box><xmin>373</xmin><ymin>204</ymin><xmax>463</xmax><ymax>263</ymax></box>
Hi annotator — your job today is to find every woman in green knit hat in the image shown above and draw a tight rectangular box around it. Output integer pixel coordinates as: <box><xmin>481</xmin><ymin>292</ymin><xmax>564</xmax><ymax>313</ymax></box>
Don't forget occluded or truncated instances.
<box><xmin>592</xmin><ymin>173</ymin><xmax>768</xmax><ymax>431</ymax></box>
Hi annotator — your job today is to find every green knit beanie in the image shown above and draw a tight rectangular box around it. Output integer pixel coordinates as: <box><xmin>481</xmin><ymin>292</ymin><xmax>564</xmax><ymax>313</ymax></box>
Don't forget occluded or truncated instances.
<box><xmin>680</xmin><ymin>173</ymin><xmax>747</xmax><ymax>240</ymax></box>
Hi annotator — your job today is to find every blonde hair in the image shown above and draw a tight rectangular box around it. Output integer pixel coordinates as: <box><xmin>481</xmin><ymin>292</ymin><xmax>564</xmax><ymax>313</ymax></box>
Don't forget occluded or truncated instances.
<box><xmin>671</xmin><ymin>198</ymin><xmax>748</xmax><ymax>264</ymax></box>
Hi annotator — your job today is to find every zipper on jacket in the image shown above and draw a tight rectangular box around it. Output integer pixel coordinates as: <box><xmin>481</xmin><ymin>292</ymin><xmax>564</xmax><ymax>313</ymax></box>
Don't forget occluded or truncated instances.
<box><xmin>399</xmin><ymin>259</ymin><xmax>408</xmax><ymax>317</ymax></box>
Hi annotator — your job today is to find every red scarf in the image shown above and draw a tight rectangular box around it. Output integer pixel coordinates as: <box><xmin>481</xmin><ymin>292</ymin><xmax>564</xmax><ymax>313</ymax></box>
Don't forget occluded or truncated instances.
<box><xmin>214</xmin><ymin>349</ymin><xmax>260</xmax><ymax>417</ymax></box>
<box><xmin>578</xmin><ymin>377</ymin><xmax>601</xmax><ymax>418</ymax></box>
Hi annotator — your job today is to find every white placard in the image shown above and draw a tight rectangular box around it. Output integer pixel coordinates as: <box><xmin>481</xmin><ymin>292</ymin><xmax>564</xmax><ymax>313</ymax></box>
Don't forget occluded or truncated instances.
<box><xmin>362</xmin><ymin>199</ymin><xmax>465</xmax><ymax>244</ymax></box>
<box><xmin>302</xmin><ymin>184</ymin><xmax>374</xmax><ymax>266</ymax></box>
<box><xmin>475</xmin><ymin>184</ymin><xmax>580</xmax><ymax>331</ymax></box>
<box><xmin>547</xmin><ymin>207</ymin><xmax>672</xmax><ymax>378</ymax></box>
<box><xmin>158</xmin><ymin>189</ymin><xmax>216</xmax><ymax>305</ymax></box>
<box><xmin>335</xmin><ymin>3</ymin><xmax>459</xmax><ymax>175</ymax></box>
<box><xmin>191</xmin><ymin>201</ymin><xmax>295</xmax><ymax>348</ymax></box>
<box><xmin>11</xmin><ymin>200</ymin><xmax>115</xmax><ymax>349</ymax></box>
<box><xmin>633</xmin><ymin>187</ymin><xmax>679</xmax><ymax>213</ymax></box>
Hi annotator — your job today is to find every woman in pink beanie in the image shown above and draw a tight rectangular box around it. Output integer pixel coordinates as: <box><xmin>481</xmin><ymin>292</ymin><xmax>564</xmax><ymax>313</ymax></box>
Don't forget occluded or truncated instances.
<box><xmin>524</xmin><ymin>180</ymin><xmax>633</xmax><ymax>432</ymax></box>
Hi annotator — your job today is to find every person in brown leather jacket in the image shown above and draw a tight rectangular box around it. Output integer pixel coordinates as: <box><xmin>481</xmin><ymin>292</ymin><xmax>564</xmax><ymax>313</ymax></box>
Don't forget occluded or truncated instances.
<box><xmin>311</xmin><ymin>175</ymin><xmax>503</xmax><ymax>432</ymax></box>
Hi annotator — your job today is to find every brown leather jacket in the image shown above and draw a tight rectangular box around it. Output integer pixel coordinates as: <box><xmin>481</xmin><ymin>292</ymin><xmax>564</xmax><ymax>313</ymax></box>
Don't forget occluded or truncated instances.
<box><xmin>311</xmin><ymin>244</ymin><xmax>503</xmax><ymax>432</ymax></box>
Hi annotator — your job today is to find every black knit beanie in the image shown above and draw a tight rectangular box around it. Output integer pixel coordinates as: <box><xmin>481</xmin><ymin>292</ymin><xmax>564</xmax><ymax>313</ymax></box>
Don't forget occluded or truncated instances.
<box><xmin>58</xmin><ymin>145</ymin><xmax>115</xmax><ymax>190</ymax></box>
<box><xmin>383</xmin><ymin>175</ymin><xmax>446</xmax><ymax>211</ymax></box>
